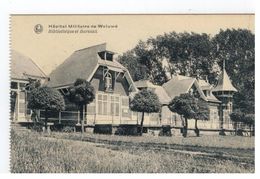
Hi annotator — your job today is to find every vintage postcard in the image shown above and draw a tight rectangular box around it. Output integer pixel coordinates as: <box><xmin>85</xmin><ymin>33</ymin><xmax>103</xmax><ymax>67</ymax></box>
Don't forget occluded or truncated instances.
<box><xmin>10</xmin><ymin>14</ymin><xmax>254</xmax><ymax>173</ymax></box>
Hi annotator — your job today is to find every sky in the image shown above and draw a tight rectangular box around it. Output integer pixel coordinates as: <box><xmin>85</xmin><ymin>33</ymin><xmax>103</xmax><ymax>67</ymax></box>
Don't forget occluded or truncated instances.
<box><xmin>11</xmin><ymin>14</ymin><xmax>254</xmax><ymax>75</ymax></box>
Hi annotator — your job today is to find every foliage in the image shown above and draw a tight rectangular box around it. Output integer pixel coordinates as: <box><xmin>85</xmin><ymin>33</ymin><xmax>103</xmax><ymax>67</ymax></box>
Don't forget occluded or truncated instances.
<box><xmin>117</xmin><ymin>50</ymin><xmax>149</xmax><ymax>81</ymax></box>
<box><xmin>130</xmin><ymin>89</ymin><xmax>160</xmax><ymax>113</ymax></box>
<box><xmin>67</xmin><ymin>78</ymin><xmax>95</xmax><ymax>106</ymax></box>
<box><xmin>244</xmin><ymin>114</ymin><xmax>255</xmax><ymax>126</ymax></box>
<box><xmin>168</xmin><ymin>93</ymin><xmax>208</xmax><ymax>120</ymax></box>
<box><xmin>28</xmin><ymin>86</ymin><xmax>65</xmax><ymax>111</ymax></box>
<box><xmin>130</xmin><ymin>89</ymin><xmax>160</xmax><ymax>135</ymax></box>
<box><xmin>168</xmin><ymin>93</ymin><xmax>208</xmax><ymax>137</ymax></box>
<box><xmin>212</xmin><ymin>29</ymin><xmax>255</xmax><ymax>114</ymax></box>
<box><xmin>230</xmin><ymin>110</ymin><xmax>245</xmax><ymax>123</ymax></box>
<box><xmin>67</xmin><ymin>78</ymin><xmax>95</xmax><ymax>133</ymax></box>
<box><xmin>118</xmin><ymin>29</ymin><xmax>255</xmax><ymax>113</ymax></box>
<box><xmin>230</xmin><ymin>111</ymin><xmax>255</xmax><ymax>126</ymax></box>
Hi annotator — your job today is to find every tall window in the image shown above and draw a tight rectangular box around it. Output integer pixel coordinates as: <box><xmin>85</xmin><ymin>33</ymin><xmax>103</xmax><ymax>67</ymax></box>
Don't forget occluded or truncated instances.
<box><xmin>98</xmin><ymin>94</ymin><xmax>108</xmax><ymax>115</ymax></box>
<box><xmin>105</xmin><ymin>72</ymin><xmax>113</xmax><ymax>92</ymax></box>
<box><xmin>111</xmin><ymin>95</ymin><xmax>119</xmax><ymax>116</ymax></box>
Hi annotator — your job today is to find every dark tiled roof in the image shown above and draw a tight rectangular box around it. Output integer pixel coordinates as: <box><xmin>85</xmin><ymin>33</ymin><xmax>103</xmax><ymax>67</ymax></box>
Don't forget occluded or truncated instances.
<box><xmin>11</xmin><ymin>50</ymin><xmax>47</xmax><ymax>80</ymax></box>
<box><xmin>48</xmin><ymin>43</ymin><xmax>118</xmax><ymax>87</ymax></box>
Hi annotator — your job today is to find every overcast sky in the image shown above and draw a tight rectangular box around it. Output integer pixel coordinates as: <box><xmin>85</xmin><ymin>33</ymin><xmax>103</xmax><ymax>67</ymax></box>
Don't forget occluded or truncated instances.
<box><xmin>11</xmin><ymin>14</ymin><xmax>254</xmax><ymax>75</ymax></box>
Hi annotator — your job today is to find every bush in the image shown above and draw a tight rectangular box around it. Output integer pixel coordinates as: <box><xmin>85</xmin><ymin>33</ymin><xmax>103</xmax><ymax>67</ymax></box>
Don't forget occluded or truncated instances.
<box><xmin>62</xmin><ymin>126</ymin><xmax>75</xmax><ymax>133</ymax></box>
<box><xmin>94</xmin><ymin>125</ymin><xmax>112</xmax><ymax>134</ymax></box>
<box><xmin>159</xmin><ymin>125</ymin><xmax>172</xmax><ymax>136</ymax></box>
<box><xmin>115</xmin><ymin>125</ymin><xmax>138</xmax><ymax>136</ymax></box>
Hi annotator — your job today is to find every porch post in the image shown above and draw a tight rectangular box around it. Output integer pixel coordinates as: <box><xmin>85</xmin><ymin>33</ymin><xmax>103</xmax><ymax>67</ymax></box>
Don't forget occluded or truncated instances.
<box><xmin>77</xmin><ymin>110</ymin><xmax>80</xmax><ymax>125</ymax></box>
<box><xmin>59</xmin><ymin>111</ymin><xmax>61</xmax><ymax>124</ymax></box>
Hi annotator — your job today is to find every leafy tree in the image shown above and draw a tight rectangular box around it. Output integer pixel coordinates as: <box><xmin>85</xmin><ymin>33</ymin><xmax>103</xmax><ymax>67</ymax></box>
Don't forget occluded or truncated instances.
<box><xmin>117</xmin><ymin>50</ymin><xmax>149</xmax><ymax>81</ymax></box>
<box><xmin>118</xmin><ymin>40</ymin><xmax>168</xmax><ymax>85</ymax></box>
<box><xmin>230</xmin><ymin>112</ymin><xmax>255</xmax><ymax>136</ymax></box>
<box><xmin>244</xmin><ymin>114</ymin><xmax>255</xmax><ymax>137</ymax></box>
<box><xmin>193</xmin><ymin>98</ymin><xmax>209</xmax><ymax>137</ymax></box>
<box><xmin>149</xmin><ymin>32</ymin><xmax>218</xmax><ymax>83</ymax></box>
<box><xmin>67</xmin><ymin>79</ymin><xmax>95</xmax><ymax>133</ymax></box>
<box><xmin>212</xmin><ymin>29</ymin><xmax>255</xmax><ymax>113</ymax></box>
<box><xmin>28</xmin><ymin>86</ymin><xmax>65</xmax><ymax>132</ymax></box>
<box><xmin>130</xmin><ymin>89</ymin><xmax>161</xmax><ymax>135</ymax></box>
<box><xmin>168</xmin><ymin>93</ymin><xmax>208</xmax><ymax>137</ymax></box>
<box><xmin>230</xmin><ymin>110</ymin><xmax>245</xmax><ymax>136</ymax></box>
<box><xmin>119</xmin><ymin>29</ymin><xmax>254</xmax><ymax>117</ymax></box>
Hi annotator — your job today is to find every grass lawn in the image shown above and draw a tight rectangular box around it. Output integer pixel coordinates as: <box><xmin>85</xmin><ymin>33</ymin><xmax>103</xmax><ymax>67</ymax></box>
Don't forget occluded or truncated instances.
<box><xmin>11</xmin><ymin>129</ymin><xmax>254</xmax><ymax>173</ymax></box>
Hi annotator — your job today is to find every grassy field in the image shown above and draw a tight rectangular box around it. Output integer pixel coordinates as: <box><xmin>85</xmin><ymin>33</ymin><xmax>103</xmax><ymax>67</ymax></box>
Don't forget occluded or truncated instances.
<box><xmin>10</xmin><ymin>129</ymin><xmax>255</xmax><ymax>173</ymax></box>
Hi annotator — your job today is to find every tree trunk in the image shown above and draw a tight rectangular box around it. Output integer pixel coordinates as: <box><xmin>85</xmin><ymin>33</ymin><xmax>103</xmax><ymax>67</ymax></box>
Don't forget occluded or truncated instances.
<box><xmin>80</xmin><ymin>105</ymin><xmax>84</xmax><ymax>133</ymax></box>
<box><xmin>140</xmin><ymin>112</ymin><xmax>145</xmax><ymax>136</ymax></box>
<box><xmin>195</xmin><ymin>119</ymin><xmax>199</xmax><ymax>137</ymax></box>
<box><xmin>183</xmin><ymin>117</ymin><xmax>188</xmax><ymax>137</ymax></box>
<box><xmin>85</xmin><ymin>104</ymin><xmax>88</xmax><ymax>129</ymax></box>
<box><xmin>44</xmin><ymin>109</ymin><xmax>48</xmax><ymax>133</ymax></box>
<box><xmin>234</xmin><ymin>122</ymin><xmax>237</xmax><ymax>136</ymax></box>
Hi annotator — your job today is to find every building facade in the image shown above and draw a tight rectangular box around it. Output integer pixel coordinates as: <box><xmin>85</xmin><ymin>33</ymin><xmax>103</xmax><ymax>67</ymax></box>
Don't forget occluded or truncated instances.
<box><xmin>10</xmin><ymin>50</ymin><xmax>48</xmax><ymax>122</ymax></box>
<box><xmin>13</xmin><ymin>43</ymin><xmax>237</xmax><ymax>131</ymax></box>
<box><xmin>48</xmin><ymin>43</ymin><xmax>140</xmax><ymax>125</ymax></box>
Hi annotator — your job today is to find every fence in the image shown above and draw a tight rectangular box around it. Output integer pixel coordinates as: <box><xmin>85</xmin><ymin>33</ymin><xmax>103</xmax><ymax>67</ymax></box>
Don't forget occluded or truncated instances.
<box><xmin>39</xmin><ymin>110</ymin><xmax>164</xmax><ymax>126</ymax></box>
<box><xmin>38</xmin><ymin>110</ymin><xmax>251</xmax><ymax>131</ymax></box>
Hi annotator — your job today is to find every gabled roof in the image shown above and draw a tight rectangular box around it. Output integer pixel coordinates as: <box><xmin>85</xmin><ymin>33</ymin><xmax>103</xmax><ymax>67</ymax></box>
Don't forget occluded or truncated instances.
<box><xmin>198</xmin><ymin>79</ymin><xmax>212</xmax><ymax>91</ymax></box>
<box><xmin>11</xmin><ymin>50</ymin><xmax>47</xmax><ymax>80</ymax></box>
<box><xmin>153</xmin><ymin>85</ymin><xmax>172</xmax><ymax>105</ymax></box>
<box><xmin>47</xmin><ymin>43</ymin><xmax>130</xmax><ymax>88</ymax></box>
<box><xmin>134</xmin><ymin>80</ymin><xmax>171</xmax><ymax>105</ymax></box>
<box><xmin>135</xmin><ymin>80</ymin><xmax>156</xmax><ymax>89</ymax></box>
<box><xmin>162</xmin><ymin>75</ymin><xmax>196</xmax><ymax>99</ymax></box>
<box><xmin>212</xmin><ymin>69</ymin><xmax>237</xmax><ymax>92</ymax></box>
<box><xmin>163</xmin><ymin>75</ymin><xmax>211</xmax><ymax>102</ymax></box>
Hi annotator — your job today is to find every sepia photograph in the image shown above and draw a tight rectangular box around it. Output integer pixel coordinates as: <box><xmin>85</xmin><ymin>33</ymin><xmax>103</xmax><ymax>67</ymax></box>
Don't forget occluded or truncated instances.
<box><xmin>10</xmin><ymin>14</ymin><xmax>255</xmax><ymax>173</ymax></box>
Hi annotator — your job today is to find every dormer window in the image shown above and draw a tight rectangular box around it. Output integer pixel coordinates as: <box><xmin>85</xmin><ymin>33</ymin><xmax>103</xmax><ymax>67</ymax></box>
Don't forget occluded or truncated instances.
<box><xmin>105</xmin><ymin>72</ymin><xmax>113</xmax><ymax>92</ymax></box>
<box><xmin>98</xmin><ymin>51</ymin><xmax>114</xmax><ymax>61</ymax></box>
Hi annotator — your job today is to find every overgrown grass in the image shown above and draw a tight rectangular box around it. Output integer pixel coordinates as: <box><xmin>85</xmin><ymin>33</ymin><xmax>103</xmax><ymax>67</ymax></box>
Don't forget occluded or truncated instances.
<box><xmin>11</xmin><ymin>129</ymin><xmax>254</xmax><ymax>173</ymax></box>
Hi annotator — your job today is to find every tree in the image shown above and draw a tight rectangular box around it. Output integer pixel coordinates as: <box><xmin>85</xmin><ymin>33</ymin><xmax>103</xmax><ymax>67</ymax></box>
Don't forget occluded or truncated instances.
<box><xmin>117</xmin><ymin>50</ymin><xmax>149</xmax><ymax>81</ymax></box>
<box><xmin>67</xmin><ymin>79</ymin><xmax>95</xmax><ymax>133</ymax></box>
<box><xmin>119</xmin><ymin>29</ymin><xmax>254</xmax><ymax>118</ymax></box>
<box><xmin>193</xmin><ymin>98</ymin><xmax>209</xmax><ymax>137</ymax></box>
<box><xmin>168</xmin><ymin>93</ymin><xmax>208</xmax><ymax>137</ymax></box>
<box><xmin>118</xmin><ymin>40</ymin><xmax>168</xmax><ymax>85</ymax></box>
<box><xmin>230</xmin><ymin>110</ymin><xmax>244</xmax><ymax>136</ymax></box>
<box><xmin>28</xmin><ymin>86</ymin><xmax>65</xmax><ymax>132</ymax></box>
<box><xmin>130</xmin><ymin>89</ymin><xmax>161</xmax><ymax>135</ymax></box>
<box><xmin>212</xmin><ymin>29</ymin><xmax>255</xmax><ymax>114</ymax></box>
<box><xmin>244</xmin><ymin>114</ymin><xmax>255</xmax><ymax>137</ymax></box>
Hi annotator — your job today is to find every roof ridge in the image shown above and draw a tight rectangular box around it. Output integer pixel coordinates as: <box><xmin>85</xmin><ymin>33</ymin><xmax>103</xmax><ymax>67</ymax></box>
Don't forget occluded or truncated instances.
<box><xmin>75</xmin><ymin>43</ymin><xmax>107</xmax><ymax>52</ymax></box>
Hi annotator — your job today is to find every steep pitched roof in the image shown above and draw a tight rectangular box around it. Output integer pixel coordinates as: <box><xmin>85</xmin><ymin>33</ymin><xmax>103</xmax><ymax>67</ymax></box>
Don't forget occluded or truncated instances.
<box><xmin>48</xmin><ymin>43</ymin><xmax>105</xmax><ymax>87</ymax></box>
<box><xmin>47</xmin><ymin>43</ymin><xmax>130</xmax><ymax>88</ymax></box>
<box><xmin>135</xmin><ymin>80</ymin><xmax>156</xmax><ymax>89</ymax></box>
<box><xmin>162</xmin><ymin>75</ymin><xmax>196</xmax><ymax>99</ymax></box>
<box><xmin>153</xmin><ymin>85</ymin><xmax>171</xmax><ymax>105</ymax></box>
<box><xmin>212</xmin><ymin>69</ymin><xmax>237</xmax><ymax>92</ymax></box>
<box><xmin>134</xmin><ymin>80</ymin><xmax>171</xmax><ymax>105</ymax></box>
<box><xmin>11</xmin><ymin>50</ymin><xmax>47</xmax><ymax>80</ymax></box>
<box><xmin>163</xmin><ymin>75</ymin><xmax>210</xmax><ymax>102</ymax></box>
<box><xmin>197</xmin><ymin>79</ymin><xmax>220</xmax><ymax>103</ymax></box>
<box><xmin>198</xmin><ymin>79</ymin><xmax>212</xmax><ymax>91</ymax></box>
